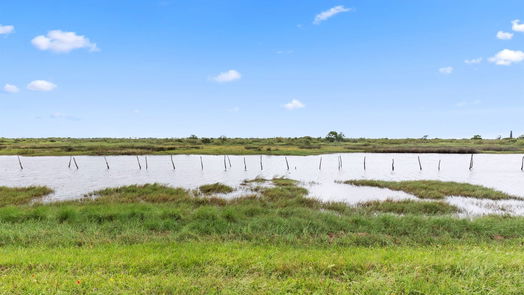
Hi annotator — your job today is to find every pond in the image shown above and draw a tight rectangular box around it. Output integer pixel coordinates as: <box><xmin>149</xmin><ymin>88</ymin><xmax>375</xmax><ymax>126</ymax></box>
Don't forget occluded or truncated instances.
<box><xmin>1</xmin><ymin>153</ymin><xmax>524</xmax><ymax>216</ymax></box>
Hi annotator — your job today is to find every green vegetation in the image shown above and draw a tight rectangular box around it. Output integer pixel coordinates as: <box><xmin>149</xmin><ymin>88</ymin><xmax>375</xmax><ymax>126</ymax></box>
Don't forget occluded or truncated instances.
<box><xmin>0</xmin><ymin>186</ymin><xmax>52</xmax><ymax>207</ymax></box>
<box><xmin>345</xmin><ymin>180</ymin><xmax>518</xmax><ymax>200</ymax></box>
<box><xmin>3</xmin><ymin>136</ymin><xmax>524</xmax><ymax>156</ymax></box>
<box><xmin>199</xmin><ymin>183</ymin><xmax>234</xmax><ymax>194</ymax></box>
<box><xmin>1</xmin><ymin>181</ymin><xmax>524</xmax><ymax>293</ymax></box>
<box><xmin>357</xmin><ymin>199</ymin><xmax>460</xmax><ymax>215</ymax></box>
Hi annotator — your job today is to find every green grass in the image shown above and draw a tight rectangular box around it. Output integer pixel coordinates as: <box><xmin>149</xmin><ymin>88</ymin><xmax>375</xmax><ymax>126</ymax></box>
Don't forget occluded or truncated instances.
<box><xmin>0</xmin><ymin>186</ymin><xmax>53</xmax><ymax>206</ymax></box>
<box><xmin>2</xmin><ymin>181</ymin><xmax>524</xmax><ymax>293</ymax></box>
<box><xmin>1</xmin><ymin>242</ymin><xmax>524</xmax><ymax>294</ymax></box>
<box><xmin>345</xmin><ymin>180</ymin><xmax>518</xmax><ymax>200</ymax></box>
<box><xmin>199</xmin><ymin>183</ymin><xmax>234</xmax><ymax>194</ymax></box>
<box><xmin>2</xmin><ymin>137</ymin><xmax>524</xmax><ymax>156</ymax></box>
<box><xmin>357</xmin><ymin>199</ymin><xmax>460</xmax><ymax>215</ymax></box>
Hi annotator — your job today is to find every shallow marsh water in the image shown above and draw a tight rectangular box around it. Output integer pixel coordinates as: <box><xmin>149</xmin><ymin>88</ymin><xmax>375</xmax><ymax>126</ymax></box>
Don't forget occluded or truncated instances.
<box><xmin>1</xmin><ymin>153</ymin><xmax>524</xmax><ymax>216</ymax></box>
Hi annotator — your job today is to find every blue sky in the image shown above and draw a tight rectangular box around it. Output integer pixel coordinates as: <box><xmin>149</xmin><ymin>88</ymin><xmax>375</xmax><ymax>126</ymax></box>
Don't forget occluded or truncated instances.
<box><xmin>0</xmin><ymin>0</ymin><xmax>523</xmax><ymax>138</ymax></box>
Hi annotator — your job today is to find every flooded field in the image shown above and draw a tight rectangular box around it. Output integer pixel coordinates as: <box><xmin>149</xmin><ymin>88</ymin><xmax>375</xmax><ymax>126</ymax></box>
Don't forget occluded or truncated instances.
<box><xmin>1</xmin><ymin>153</ymin><xmax>524</xmax><ymax>216</ymax></box>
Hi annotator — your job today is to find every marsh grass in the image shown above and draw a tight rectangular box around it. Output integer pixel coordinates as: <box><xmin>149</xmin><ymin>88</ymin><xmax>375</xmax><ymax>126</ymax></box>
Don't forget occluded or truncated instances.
<box><xmin>0</xmin><ymin>186</ymin><xmax>52</xmax><ymax>207</ymax></box>
<box><xmin>3</xmin><ymin>137</ymin><xmax>524</xmax><ymax>156</ymax></box>
<box><xmin>199</xmin><ymin>183</ymin><xmax>234</xmax><ymax>194</ymax></box>
<box><xmin>357</xmin><ymin>199</ymin><xmax>460</xmax><ymax>215</ymax></box>
<box><xmin>345</xmin><ymin>180</ymin><xmax>518</xmax><ymax>200</ymax></box>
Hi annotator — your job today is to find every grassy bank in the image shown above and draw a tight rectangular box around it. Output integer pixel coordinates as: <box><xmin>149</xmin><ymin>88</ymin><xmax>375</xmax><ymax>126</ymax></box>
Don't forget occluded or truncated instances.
<box><xmin>1</xmin><ymin>181</ymin><xmax>524</xmax><ymax>293</ymax></box>
<box><xmin>2</xmin><ymin>137</ymin><xmax>524</xmax><ymax>156</ymax></box>
<box><xmin>345</xmin><ymin>180</ymin><xmax>518</xmax><ymax>200</ymax></box>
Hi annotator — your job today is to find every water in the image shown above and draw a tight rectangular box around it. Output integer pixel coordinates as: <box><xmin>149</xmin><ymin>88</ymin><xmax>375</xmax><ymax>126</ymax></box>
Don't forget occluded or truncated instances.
<box><xmin>1</xmin><ymin>153</ymin><xmax>524</xmax><ymax>215</ymax></box>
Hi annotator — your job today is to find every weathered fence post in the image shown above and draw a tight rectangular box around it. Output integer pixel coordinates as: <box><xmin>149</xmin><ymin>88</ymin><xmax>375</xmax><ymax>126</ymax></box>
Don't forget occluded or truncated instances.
<box><xmin>469</xmin><ymin>154</ymin><xmax>474</xmax><ymax>171</ymax></box>
<box><xmin>104</xmin><ymin>156</ymin><xmax>110</xmax><ymax>170</ymax></box>
<box><xmin>17</xmin><ymin>156</ymin><xmax>23</xmax><ymax>170</ymax></box>
<box><xmin>170</xmin><ymin>155</ymin><xmax>176</xmax><ymax>170</ymax></box>
<box><xmin>418</xmin><ymin>156</ymin><xmax>422</xmax><ymax>171</ymax></box>
<box><xmin>136</xmin><ymin>156</ymin><xmax>142</xmax><ymax>170</ymax></box>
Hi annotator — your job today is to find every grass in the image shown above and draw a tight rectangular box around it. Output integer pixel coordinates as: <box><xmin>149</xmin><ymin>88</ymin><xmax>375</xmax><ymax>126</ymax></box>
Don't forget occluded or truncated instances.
<box><xmin>1</xmin><ymin>242</ymin><xmax>524</xmax><ymax>294</ymax></box>
<box><xmin>0</xmin><ymin>186</ymin><xmax>53</xmax><ymax>206</ymax></box>
<box><xmin>2</xmin><ymin>181</ymin><xmax>524</xmax><ymax>293</ymax></box>
<box><xmin>345</xmin><ymin>180</ymin><xmax>518</xmax><ymax>200</ymax></box>
<box><xmin>199</xmin><ymin>183</ymin><xmax>234</xmax><ymax>194</ymax></box>
<box><xmin>2</xmin><ymin>137</ymin><xmax>524</xmax><ymax>156</ymax></box>
<box><xmin>357</xmin><ymin>199</ymin><xmax>460</xmax><ymax>215</ymax></box>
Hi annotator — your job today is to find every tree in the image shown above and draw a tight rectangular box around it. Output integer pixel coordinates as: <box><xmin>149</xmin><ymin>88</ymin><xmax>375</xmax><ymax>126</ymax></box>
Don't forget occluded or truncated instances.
<box><xmin>325</xmin><ymin>131</ymin><xmax>345</xmax><ymax>142</ymax></box>
<box><xmin>471</xmin><ymin>135</ymin><xmax>482</xmax><ymax>140</ymax></box>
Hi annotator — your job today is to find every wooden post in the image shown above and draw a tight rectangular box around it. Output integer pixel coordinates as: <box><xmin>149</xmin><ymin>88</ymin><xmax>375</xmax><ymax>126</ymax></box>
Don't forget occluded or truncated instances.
<box><xmin>243</xmin><ymin>157</ymin><xmax>247</xmax><ymax>171</ymax></box>
<box><xmin>339</xmin><ymin>156</ymin><xmax>343</xmax><ymax>169</ymax></box>
<box><xmin>418</xmin><ymin>156</ymin><xmax>422</xmax><ymax>171</ymax></box>
<box><xmin>73</xmin><ymin>157</ymin><xmax>79</xmax><ymax>169</ymax></box>
<box><xmin>363</xmin><ymin>156</ymin><xmax>366</xmax><ymax>171</ymax></box>
<box><xmin>68</xmin><ymin>156</ymin><xmax>72</xmax><ymax>168</ymax></box>
<box><xmin>469</xmin><ymin>154</ymin><xmax>474</xmax><ymax>171</ymax></box>
<box><xmin>260</xmin><ymin>156</ymin><xmax>263</xmax><ymax>171</ymax></box>
<box><xmin>200</xmin><ymin>156</ymin><xmax>204</xmax><ymax>170</ymax></box>
<box><xmin>17</xmin><ymin>156</ymin><xmax>23</xmax><ymax>170</ymax></box>
<box><xmin>438</xmin><ymin>160</ymin><xmax>441</xmax><ymax>171</ymax></box>
<box><xmin>285</xmin><ymin>157</ymin><xmax>290</xmax><ymax>170</ymax></box>
<box><xmin>224</xmin><ymin>155</ymin><xmax>227</xmax><ymax>171</ymax></box>
<box><xmin>521</xmin><ymin>156</ymin><xmax>523</xmax><ymax>171</ymax></box>
<box><xmin>104</xmin><ymin>156</ymin><xmax>110</xmax><ymax>170</ymax></box>
<box><xmin>136</xmin><ymin>156</ymin><xmax>142</xmax><ymax>170</ymax></box>
<box><xmin>392</xmin><ymin>159</ymin><xmax>395</xmax><ymax>171</ymax></box>
<box><xmin>170</xmin><ymin>155</ymin><xmax>176</xmax><ymax>170</ymax></box>
<box><xmin>227</xmin><ymin>155</ymin><xmax>232</xmax><ymax>168</ymax></box>
<box><xmin>319</xmin><ymin>157</ymin><xmax>322</xmax><ymax>170</ymax></box>
<box><xmin>145</xmin><ymin>156</ymin><xmax>148</xmax><ymax>170</ymax></box>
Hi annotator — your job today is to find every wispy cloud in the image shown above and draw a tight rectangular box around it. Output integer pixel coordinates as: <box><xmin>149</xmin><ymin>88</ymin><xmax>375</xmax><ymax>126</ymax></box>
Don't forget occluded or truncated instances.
<box><xmin>32</xmin><ymin>30</ymin><xmax>98</xmax><ymax>53</ymax></box>
<box><xmin>314</xmin><ymin>6</ymin><xmax>352</xmax><ymax>24</ymax></box>
<box><xmin>276</xmin><ymin>49</ymin><xmax>294</xmax><ymax>55</ymax></box>
<box><xmin>27</xmin><ymin>80</ymin><xmax>57</xmax><ymax>91</ymax></box>
<box><xmin>438</xmin><ymin>66</ymin><xmax>454</xmax><ymax>74</ymax></box>
<box><xmin>464</xmin><ymin>58</ymin><xmax>482</xmax><ymax>65</ymax></box>
<box><xmin>496</xmin><ymin>31</ymin><xmax>513</xmax><ymax>40</ymax></box>
<box><xmin>3</xmin><ymin>84</ymin><xmax>19</xmax><ymax>93</ymax></box>
<box><xmin>211</xmin><ymin>70</ymin><xmax>241</xmax><ymax>83</ymax></box>
<box><xmin>283</xmin><ymin>99</ymin><xmax>305</xmax><ymax>110</ymax></box>
<box><xmin>0</xmin><ymin>25</ymin><xmax>14</xmax><ymax>35</ymax></box>
<box><xmin>456</xmin><ymin>100</ymin><xmax>481</xmax><ymax>107</ymax></box>
<box><xmin>512</xmin><ymin>20</ymin><xmax>524</xmax><ymax>32</ymax></box>
<box><xmin>49</xmin><ymin>112</ymin><xmax>80</xmax><ymax>121</ymax></box>
<box><xmin>489</xmin><ymin>49</ymin><xmax>524</xmax><ymax>66</ymax></box>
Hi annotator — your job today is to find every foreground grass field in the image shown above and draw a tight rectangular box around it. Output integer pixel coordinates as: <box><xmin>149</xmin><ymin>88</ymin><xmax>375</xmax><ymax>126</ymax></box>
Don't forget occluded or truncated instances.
<box><xmin>2</xmin><ymin>137</ymin><xmax>524</xmax><ymax>155</ymax></box>
<box><xmin>1</xmin><ymin>181</ymin><xmax>524</xmax><ymax>294</ymax></box>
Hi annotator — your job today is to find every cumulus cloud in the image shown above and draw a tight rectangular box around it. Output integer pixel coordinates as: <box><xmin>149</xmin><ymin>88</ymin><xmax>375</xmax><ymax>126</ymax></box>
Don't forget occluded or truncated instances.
<box><xmin>0</xmin><ymin>25</ymin><xmax>14</xmax><ymax>35</ymax></box>
<box><xmin>284</xmin><ymin>99</ymin><xmax>305</xmax><ymax>110</ymax></box>
<box><xmin>3</xmin><ymin>84</ymin><xmax>19</xmax><ymax>93</ymax></box>
<box><xmin>488</xmin><ymin>49</ymin><xmax>524</xmax><ymax>66</ymax></box>
<box><xmin>464</xmin><ymin>58</ymin><xmax>482</xmax><ymax>64</ymax></box>
<box><xmin>512</xmin><ymin>20</ymin><xmax>524</xmax><ymax>32</ymax></box>
<box><xmin>27</xmin><ymin>80</ymin><xmax>57</xmax><ymax>91</ymax></box>
<box><xmin>31</xmin><ymin>30</ymin><xmax>98</xmax><ymax>53</ymax></box>
<box><xmin>438</xmin><ymin>66</ymin><xmax>454</xmax><ymax>74</ymax></box>
<box><xmin>314</xmin><ymin>6</ymin><xmax>352</xmax><ymax>24</ymax></box>
<box><xmin>497</xmin><ymin>31</ymin><xmax>513</xmax><ymax>40</ymax></box>
<box><xmin>211</xmin><ymin>70</ymin><xmax>241</xmax><ymax>83</ymax></box>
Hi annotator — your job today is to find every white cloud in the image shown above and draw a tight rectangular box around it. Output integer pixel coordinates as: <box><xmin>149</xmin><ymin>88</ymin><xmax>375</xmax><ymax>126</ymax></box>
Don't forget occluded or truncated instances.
<box><xmin>488</xmin><ymin>49</ymin><xmax>524</xmax><ymax>66</ymax></box>
<box><xmin>284</xmin><ymin>99</ymin><xmax>305</xmax><ymax>110</ymax></box>
<box><xmin>464</xmin><ymin>58</ymin><xmax>482</xmax><ymax>64</ymax></box>
<box><xmin>3</xmin><ymin>84</ymin><xmax>19</xmax><ymax>93</ymax></box>
<box><xmin>314</xmin><ymin>6</ymin><xmax>352</xmax><ymax>24</ymax></box>
<box><xmin>497</xmin><ymin>31</ymin><xmax>513</xmax><ymax>40</ymax></box>
<box><xmin>49</xmin><ymin>112</ymin><xmax>79</xmax><ymax>120</ymax></box>
<box><xmin>31</xmin><ymin>30</ymin><xmax>98</xmax><ymax>53</ymax></box>
<box><xmin>456</xmin><ymin>100</ymin><xmax>481</xmax><ymax>107</ymax></box>
<box><xmin>27</xmin><ymin>80</ymin><xmax>57</xmax><ymax>91</ymax></box>
<box><xmin>0</xmin><ymin>25</ymin><xmax>14</xmax><ymax>35</ymax></box>
<box><xmin>512</xmin><ymin>20</ymin><xmax>524</xmax><ymax>32</ymax></box>
<box><xmin>211</xmin><ymin>70</ymin><xmax>241</xmax><ymax>83</ymax></box>
<box><xmin>438</xmin><ymin>66</ymin><xmax>454</xmax><ymax>74</ymax></box>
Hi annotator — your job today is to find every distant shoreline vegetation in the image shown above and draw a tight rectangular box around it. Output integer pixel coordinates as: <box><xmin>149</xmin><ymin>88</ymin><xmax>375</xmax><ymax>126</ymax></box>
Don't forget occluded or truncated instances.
<box><xmin>1</xmin><ymin>132</ymin><xmax>524</xmax><ymax>156</ymax></box>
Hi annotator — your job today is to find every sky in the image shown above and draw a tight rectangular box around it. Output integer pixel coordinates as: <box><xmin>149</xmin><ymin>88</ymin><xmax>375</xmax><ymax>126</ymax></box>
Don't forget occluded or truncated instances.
<box><xmin>0</xmin><ymin>0</ymin><xmax>523</xmax><ymax>139</ymax></box>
